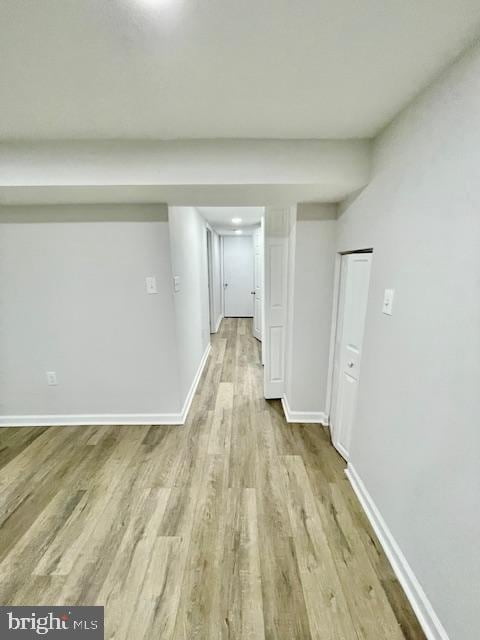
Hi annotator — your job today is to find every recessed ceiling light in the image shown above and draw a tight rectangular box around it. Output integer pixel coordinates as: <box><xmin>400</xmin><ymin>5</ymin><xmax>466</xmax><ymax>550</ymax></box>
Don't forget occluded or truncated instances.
<box><xmin>234</xmin><ymin>229</ymin><xmax>243</xmax><ymax>235</ymax></box>
<box><xmin>232</xmin><ymin>217</ymin><xmax>242</xmax><ymax>224</ymax></box>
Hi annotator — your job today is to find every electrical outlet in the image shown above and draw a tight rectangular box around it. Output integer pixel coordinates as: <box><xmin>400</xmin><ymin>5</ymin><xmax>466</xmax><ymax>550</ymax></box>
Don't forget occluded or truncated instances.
<box><xmin>382</xmin><ymin>289</ymin><xmax>395</xmax><ymax>315</ymax></box>
<box><xmin>46</xmin><ymin>371</ymin><xmax>57</xmax><ymax>386</ymax></box>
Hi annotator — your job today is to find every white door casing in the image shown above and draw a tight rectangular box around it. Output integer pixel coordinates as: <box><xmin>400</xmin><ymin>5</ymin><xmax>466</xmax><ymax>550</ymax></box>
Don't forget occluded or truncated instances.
<box><xmin>331</xmin><ymin>252</ymin><xmax>372</xmax><ymax>459</ymax></box>
<box><xmin>263</xmin><ymin>206</ymin><xmax>294</xmax><ymax>399</ymax></box>
<box><xmin>223</xmin><ymin>236</ymin><xmax>254</xmax><ymax>317</ymax></box>
<box><xmin>253</xmin><ymin>225</ymin><xmax>263</xmax><ymax>341</ymax></box>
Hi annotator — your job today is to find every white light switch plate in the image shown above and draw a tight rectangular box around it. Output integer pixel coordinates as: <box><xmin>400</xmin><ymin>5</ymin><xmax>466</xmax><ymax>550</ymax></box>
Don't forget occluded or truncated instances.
<box><xmin>145</xmin><ymin>276</ymin><xmax>157</xmax><ymax>294</ymax></box>
<box><xmin>46</xmin><ymin>371</ymin><xmax>57</xmax><ymax>386</ymax></box>
<box><xmin>382</xmin><ymin>289</ymin><xmax>395</xmax><ymax>315</ymax></box>
<box><xmin>173</xmin><ymin>276</ymin><xmax>181</xmax><ymax>293</ymax></box>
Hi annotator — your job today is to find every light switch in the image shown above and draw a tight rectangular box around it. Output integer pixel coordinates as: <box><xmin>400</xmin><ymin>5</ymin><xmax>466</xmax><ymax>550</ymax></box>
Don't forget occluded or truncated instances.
<box><xmin>382</xmin><ymin>289</ymin><xmax>395</xmax><ymax>315</ymax></box>
<box><xmin>173</xmin><ymin>276</ymin><xmax>181</xmax><ymax>293</ymax></box>
<box><xmin>46</xmin><ymin>371</ymin><xmax>57</xmax><ymax>386</ymax></box>
<box><xmin>145</xmin><ymin>276</ymin><xmax>157</xmax><ymax>294</ymax></box>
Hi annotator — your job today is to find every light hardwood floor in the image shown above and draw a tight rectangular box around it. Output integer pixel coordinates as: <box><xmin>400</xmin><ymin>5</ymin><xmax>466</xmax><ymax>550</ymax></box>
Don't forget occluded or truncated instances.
<box><xmin>0</xmin><ymin>318</ymin><xmax>425</xmax><ymax>639</ymax></box>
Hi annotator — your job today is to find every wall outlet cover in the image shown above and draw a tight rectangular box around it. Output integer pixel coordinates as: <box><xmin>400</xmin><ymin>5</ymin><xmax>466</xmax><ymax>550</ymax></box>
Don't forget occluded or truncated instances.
<box><xmin>382</xmin><ymin>289</ymin><xmax>395</xmax><ymax>315</ymax></box>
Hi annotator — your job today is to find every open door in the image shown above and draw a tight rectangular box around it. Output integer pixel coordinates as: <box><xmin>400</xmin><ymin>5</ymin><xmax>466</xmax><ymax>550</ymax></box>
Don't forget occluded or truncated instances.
<box><xmin>263</xmin><ymin>206</ymin><xmax>294</xmax><ymax>399</ymax></box>
<box><xmin>253</xmin><ymin>224</ymin><xmax>263</xmax><ymax>341</ymax></box>
<box><xmin>330</xmin><ymin>252</ymin><xmax>372</xmax><ymax>460</ymax></box>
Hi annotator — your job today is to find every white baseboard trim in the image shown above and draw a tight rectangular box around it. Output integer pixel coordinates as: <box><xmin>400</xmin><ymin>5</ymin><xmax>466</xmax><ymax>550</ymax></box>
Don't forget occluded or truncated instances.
<box><xmin>214</xmin><ymin>314</ymin><xmax>223</xmax><ymax>333</ymax></box>
<box><xmin>281</xmin><ymin>396</ymin><xmax>328</xmax><ymax>425</ymax></box>
<box><xmin>346</xmin><ymin>464</ymin><xmax>449</xmax><ymax>640</ymax></box>
<box><xmin>178</xmin><ymin>342</ymin><xmax>212</xmax><ymax>423</ymax></box>
<box><xmin>0</xmin><ymin>343</ymin><xmax>212</xmax><ymax>429</ymax></box>
<box><xmin>0</xmin><ymin>413</ymin><xmax>184</xmax><ymax>427</ymax></box>
<box><xmin>334</xmin><ymin>440</ymin><xmax>350</xmax><ymax>462</ymax></box>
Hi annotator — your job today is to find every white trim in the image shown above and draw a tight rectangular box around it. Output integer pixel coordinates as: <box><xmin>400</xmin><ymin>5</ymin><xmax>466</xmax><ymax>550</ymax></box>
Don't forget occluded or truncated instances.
<box><xmin>0</xmin><ymin>343</ymin><xmax>212</xmax><ymax>429</ymax></box>
<box><xmin>346</xmin><ymin>464</ymin><xmax>450</xmax><ymax>640</ymax></box>
<box><xmin>335</xmin><ymin>441</ymin><xmax>349</xmax><ymax>462</ymax></box>
<box><xmin>214</xmin><ymin>314</ymin><xmax>223</xmax><ymax>333</ymax></box>
<box><xmin>178</xmin><ymin>342</ymin><xmax>211</xmax><ymax>423</ymax></box>
<box><xmin>281</xmin><ymin>396</ymin><xmax>328</xmax><ymax>426</ymax></box>
<box><xmin>0</xmin><ymin>413</ymin><xmax>184</xmax><ymax>427</ymax></box>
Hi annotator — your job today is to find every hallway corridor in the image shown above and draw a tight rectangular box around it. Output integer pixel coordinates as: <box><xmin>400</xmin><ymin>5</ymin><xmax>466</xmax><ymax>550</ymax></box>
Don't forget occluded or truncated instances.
<box><xmin>0</xmin><ymin>319</ymin><xmax>424</xmax><ymax>639</ymax></box>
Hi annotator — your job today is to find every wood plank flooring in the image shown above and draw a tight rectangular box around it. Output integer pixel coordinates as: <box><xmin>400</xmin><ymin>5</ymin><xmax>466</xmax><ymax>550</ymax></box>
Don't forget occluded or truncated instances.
<box><xmin>0</xmin><ymin>318</ymin><xmax>425</xmax><ymax>639</ymax></box>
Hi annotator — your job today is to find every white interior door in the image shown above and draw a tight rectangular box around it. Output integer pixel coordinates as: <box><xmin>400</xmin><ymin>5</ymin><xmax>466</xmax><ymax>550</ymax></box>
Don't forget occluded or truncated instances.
<box><xmin>223</xmin><ymin>236</ymin><xmax>254</xmax><ymax>317</ymax></box>
<box><xmin>253</xmin><ymin>225</ymin><xmax>263</xmax><ymax>340</ymax></box>
<box><xmin>263</xmin><ymin>206</ymin><xmax>293</xmax><ymax>399</ymax></box>
<box><xmin>331</xmin><ymin>252</ymin><xmax>372</xmax><ymax>460</ymax></box>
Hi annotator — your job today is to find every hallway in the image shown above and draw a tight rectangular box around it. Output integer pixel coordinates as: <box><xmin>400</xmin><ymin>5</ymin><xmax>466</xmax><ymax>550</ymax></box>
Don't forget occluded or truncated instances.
<box><xmin>0</xmin><ymin>318</ymin><xmax>424</xmax><ymax>639</ymax></box>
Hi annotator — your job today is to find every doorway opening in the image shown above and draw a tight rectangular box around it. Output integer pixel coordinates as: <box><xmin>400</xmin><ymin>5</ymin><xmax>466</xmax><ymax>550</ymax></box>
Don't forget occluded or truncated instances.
<box><xmin>199</xmin><ymin>207</ymin><xmax>264</xmax><ymax>347</ymax></box>
<box><xmin>328</xmin><ymin>249</ymin><xmax>373</xmax><ymax>460</ymax></box>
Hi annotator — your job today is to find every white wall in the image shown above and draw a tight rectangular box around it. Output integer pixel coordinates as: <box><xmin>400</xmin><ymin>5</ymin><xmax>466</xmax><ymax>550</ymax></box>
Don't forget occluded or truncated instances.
<box><xmin>337</xmin><ymin>43</ymin><xmax>480</xmax><ymax>640</ymax></box>
<box><xmin>284</xmin><ymin>204</ymin><xmax>337</xmax><ymax>419</ymax></box>
<box><xmin>168</xmin><ymin>207</ymin><xmax>210</xmax><ymax>400</ymax></box>
<box><xmin>0</xmin><ymin>205</ymin><xmax>183</xmax><ymax>421</ymax></box>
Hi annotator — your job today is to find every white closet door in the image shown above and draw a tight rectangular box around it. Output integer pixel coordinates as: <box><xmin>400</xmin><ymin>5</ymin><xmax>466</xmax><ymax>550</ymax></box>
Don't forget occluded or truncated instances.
<box><xmin>331</xmin><ymin>252</ymin><xmax>372</xmax><ymax>459</ymax></box>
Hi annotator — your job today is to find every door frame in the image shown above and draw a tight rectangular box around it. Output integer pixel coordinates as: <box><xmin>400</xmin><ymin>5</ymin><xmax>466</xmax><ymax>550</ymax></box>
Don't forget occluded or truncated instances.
<box><xmin>326</xmin><ymin>248</ymin><xmax>373</xmax><ymax>459</ymax></box>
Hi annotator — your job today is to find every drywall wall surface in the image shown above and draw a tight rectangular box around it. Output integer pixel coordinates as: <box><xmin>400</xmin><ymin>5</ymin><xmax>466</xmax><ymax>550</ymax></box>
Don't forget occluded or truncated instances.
<box><xmin>0</xmin><ymin>204</ymin><xmax>182</xmax><ymax>416</ymax></box>
<box><xmin>0</xmin><ymin>139</ymin><xmax>371</xmax><ymax>188</ymax></box>
<box><xmin>0</xmin><ymin>139</ymin><xmax>372</xmax><ymax>206</ymax></box>
<box><xmin>168</xmin><ymin>207</ymin><xmax>210</xmax><ymax>400</ymax></box>
<box><xmin>297</xmin><ymin>202</ymin><xmax>337</xmax><ymax>221</ymax></box>
<box><xmin>285</xmin><ymin>204</ymin><xmax>337</xmax><ymax>415</ymax></box>
<box><xmin>337</xmin><ymin>42</ymin><xmax>480</xmax><ymax>640</ymax></box>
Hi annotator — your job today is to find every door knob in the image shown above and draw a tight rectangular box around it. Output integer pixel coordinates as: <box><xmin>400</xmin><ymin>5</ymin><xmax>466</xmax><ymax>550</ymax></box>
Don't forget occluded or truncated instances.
<box><xmin>347</xmin><ymin>361</ymin><xmax>354</xmax><ymax>368</ymax></box>
<box><xmin>224</xmin><ymin>283</ymin><xmax>228</xmax><ymax>288</ymax></box>
<box><xmin>251</xmin><ymin>291</ymin><xmax>255</xmax><ymax>295</ymax></box>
